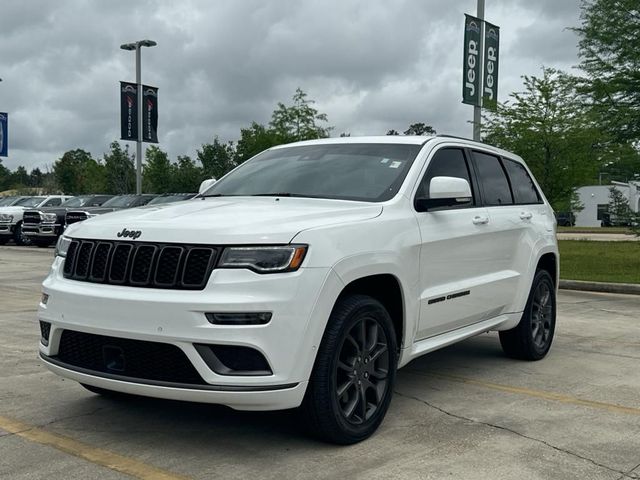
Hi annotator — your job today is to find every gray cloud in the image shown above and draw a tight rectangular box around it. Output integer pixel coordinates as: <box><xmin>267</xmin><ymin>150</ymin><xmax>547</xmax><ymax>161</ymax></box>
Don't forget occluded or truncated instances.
<box><xmin>0</xmin><ymin>0</ymin><xmax>582</xmax><ymax>171</ymax></box>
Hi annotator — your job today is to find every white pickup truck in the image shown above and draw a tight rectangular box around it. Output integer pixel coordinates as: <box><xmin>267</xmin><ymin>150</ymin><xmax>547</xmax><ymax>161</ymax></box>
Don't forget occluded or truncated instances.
<box><xmin>0</xmin><ymin>195</ymin><xmax>72</xmax><ymax>245</ymax></box>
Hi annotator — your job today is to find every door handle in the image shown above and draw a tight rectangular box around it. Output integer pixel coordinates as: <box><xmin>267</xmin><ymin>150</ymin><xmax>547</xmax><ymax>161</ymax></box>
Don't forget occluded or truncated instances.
<box><xmin>519</xmin><ymin>211</ymin><xmax>533</xmax><ymax>220</ymax></box>
<box><xmin>472</xmin><ymin>215</ymin><xmax>489</xmax><ymax>225</ymax></box>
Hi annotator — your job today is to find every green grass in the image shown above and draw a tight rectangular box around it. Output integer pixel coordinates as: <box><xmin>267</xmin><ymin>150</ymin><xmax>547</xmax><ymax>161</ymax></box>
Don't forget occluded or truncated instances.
<box><xmin>557</xmin><ymin>226</ymin><xmax>632</xmax><ymax>234</ymax></box>
<box><xmin>559</xmin><ymin>240</ymin><xmax>640</xmax><ymax>284</ymax></box>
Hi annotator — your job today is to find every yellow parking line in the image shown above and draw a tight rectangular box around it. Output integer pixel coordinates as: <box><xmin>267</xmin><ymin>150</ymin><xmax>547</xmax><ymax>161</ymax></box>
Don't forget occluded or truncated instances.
<box><xmin>0</xmin><ymin>415</ymin><xmax>190</xmax><ymax>480</ymax></box>
<box><xmin>406</xmin><ymin>371</ymin><xmax>640</xmax><ymax>416</ymax></box>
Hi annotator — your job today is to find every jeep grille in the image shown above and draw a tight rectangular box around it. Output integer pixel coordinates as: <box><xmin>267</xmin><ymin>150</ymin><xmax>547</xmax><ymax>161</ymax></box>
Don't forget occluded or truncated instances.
<box><xmin>62</xmin><ymin>239</ymin><xmax>217</xmax><ymax>290</ymax></box>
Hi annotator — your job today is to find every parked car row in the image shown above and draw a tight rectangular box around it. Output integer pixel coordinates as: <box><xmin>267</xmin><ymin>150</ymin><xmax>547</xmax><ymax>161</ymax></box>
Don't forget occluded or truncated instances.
<box><xmin>0</xmin><ymin>193</ymin><xmax>196</xmax><ymax>247</ymax></box>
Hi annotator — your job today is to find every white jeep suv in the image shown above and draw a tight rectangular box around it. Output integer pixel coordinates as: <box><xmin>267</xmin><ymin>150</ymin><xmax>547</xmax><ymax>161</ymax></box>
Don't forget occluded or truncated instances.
<box><xmin>39</xmin><ymin>136</ymin><xmax>558</xmax><ymax>444</ymax></box>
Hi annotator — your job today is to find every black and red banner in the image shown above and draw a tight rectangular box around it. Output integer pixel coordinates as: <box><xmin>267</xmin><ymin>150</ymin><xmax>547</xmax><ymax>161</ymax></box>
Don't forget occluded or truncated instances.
<box><xmin>120</xmin><ymin>82</ymin><xmax>158</xmax><ymax>143</ymax></box>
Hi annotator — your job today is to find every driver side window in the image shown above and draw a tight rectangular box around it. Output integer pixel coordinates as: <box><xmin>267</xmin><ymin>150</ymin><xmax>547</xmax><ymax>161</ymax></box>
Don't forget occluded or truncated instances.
<box><xmin>416</xmin><ymin>148</ymin><xmax>475</xmax><ymax>207</ymax></box>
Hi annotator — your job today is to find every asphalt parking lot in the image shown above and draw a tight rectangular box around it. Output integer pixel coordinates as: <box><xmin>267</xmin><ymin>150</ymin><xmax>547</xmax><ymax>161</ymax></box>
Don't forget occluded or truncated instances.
<box><xmin>1</xmin><ymin>245</ymin><xmax>639</xmax><ymax>480</ymax></box>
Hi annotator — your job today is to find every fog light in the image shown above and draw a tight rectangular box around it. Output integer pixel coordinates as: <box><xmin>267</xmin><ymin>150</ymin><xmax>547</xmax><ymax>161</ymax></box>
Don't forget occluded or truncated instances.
<box><xmin>39</xmin><ymin>320</ymin><xmax>51</xmax><ymax>346</ymax></box>
<box><xmin>205</xmin><ymin>312</ymin><xmax>272</xmax><ymax>325</ymax></box>
<box><xmin>41</xmin><ymin>293</ymin><xmax>49</xmax><ymax>305</ymax></box>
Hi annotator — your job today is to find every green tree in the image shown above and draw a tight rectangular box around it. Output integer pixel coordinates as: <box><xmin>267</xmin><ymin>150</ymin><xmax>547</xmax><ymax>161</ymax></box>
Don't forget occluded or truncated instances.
<box><xmin>103</xmin><ymin>141</ymin><xmax>134</xmax><ymax>194</ymax></box>
<box><xmin>608</xmin><ymin>185</ymin><xmax>632</xmax><ymax>225</ymax></box>
<box><xmin>198</xmin><ymin>137</ymin><xmax>235</xmax><ymax>180</ymax></box>
<box><xmin>53</xmin><ymin>149</ymin><xmax>104</xmax><ymax>194</ymax></box>
<box><xmin>29</xmin><ymin>168</ymin><xmax>43</xmax><ymax>188</ymax></box>
<box><xmin>573</xmin><ymin>0</ymin><xmax>640</xmax><ymax>143</ymax></box>
<box><xmin>0</xmin><ymin>160</ymin><xmax>10</xmax><ymax>191</ymax></box>
<box><xmin>404</xmin><ymin>123</ymin><xmax>437</xmax><ymax>136</ymax></box>
<box><xmin>234</xmin><ymin>122</ymin><xmax>280</xmax><ymax>164</ymax></box>
<box><xmin>385</xmin><ymin>129</ymin><xmax>400</xmax><ymax>136</ymax></box>
<box><xmin>10</xmin><ymin>166</ymin><xmax>29</xmax><ymax>188</ymax></box>
<box><xmin>483</xmin><ymin>67</ymin><xmax>603</xmax><ymax>210</ymax></box>
<box><xmin>143</xmin><ymin>146</ymin><xmax>173</xmax><ymax>193</ymax></box>
<box><xmin>172</xmin><ymin>155</ymin><xmax>203</xmax><ymax>192</ymax></box>
<box><xmin>269</xmin><ymin>88</ymin><xmax>332</xmax><ymax>143</ymax></box>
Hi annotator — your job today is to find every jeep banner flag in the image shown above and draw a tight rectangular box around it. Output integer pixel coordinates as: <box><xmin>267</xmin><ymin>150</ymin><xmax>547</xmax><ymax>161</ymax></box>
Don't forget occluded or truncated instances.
<box><xmin>462</xmin><ymin>14</ymin><xmax>482</xmax><ymax>106</ymax></box>
<box><xmin>0</xmin><ymin>113</ymin><xmax>7</xmax><ymax>157</ymax></box>
<box><xmin>120</xmin><ymin>82</ymin><xmax>138</xmax><ymax>141</ymax></box>
<box><xmin>142</xmin><ymin>86</ymin><xmax>158</xmax><ymax>143</ymax></box>
<box><xmin>483</xmin><ymin>21</ymin><xmax>500</xmax><ymax>109</ymax></box>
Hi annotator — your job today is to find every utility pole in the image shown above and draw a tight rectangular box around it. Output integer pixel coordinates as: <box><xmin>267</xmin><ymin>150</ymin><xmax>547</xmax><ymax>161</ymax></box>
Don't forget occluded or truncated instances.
<box><xmin>120</xmin><ymin>40</ymin><xmax>156</xmax><ymax>194</ymax></box>
<box><xmin>473</xmin><ymin>0</ymin><xmax>485</xmax><ymax>141</ymax></box>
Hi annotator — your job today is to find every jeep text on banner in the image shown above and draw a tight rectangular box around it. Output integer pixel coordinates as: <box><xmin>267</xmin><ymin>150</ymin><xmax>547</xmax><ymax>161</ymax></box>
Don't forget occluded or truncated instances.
<box><xmin>483</xmin><ymin>22</ymin><xmax>500</xmax><ymax>110</ymax></box>
<box><xmin>120</xmin><ymin>82</ymin><xmax>138</xmax><ymax>141</ymax></box>
<box><xmin>142</xmin><ymin>86</ymin><xmax>158</xmax><ymax>143</ymax></box>
<box><xmin>462</xmin><ymin>14</ymin><xmax>482</xmax><ymax>106</ymax></box>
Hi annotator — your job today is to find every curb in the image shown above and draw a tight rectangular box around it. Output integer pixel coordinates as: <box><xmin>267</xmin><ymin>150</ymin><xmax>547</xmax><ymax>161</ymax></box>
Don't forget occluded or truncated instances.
<box><xmin>559</xmin><ymin>279</ymin><xmax>640</xmax><ymax>296</ymax></box>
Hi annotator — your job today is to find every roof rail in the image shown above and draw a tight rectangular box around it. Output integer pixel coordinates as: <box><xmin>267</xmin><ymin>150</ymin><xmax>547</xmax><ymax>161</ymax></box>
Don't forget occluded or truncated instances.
<box><xmin>434</xmin><ymin>134</ymin><xmax>487</xmax><ymax>145</ymax></box>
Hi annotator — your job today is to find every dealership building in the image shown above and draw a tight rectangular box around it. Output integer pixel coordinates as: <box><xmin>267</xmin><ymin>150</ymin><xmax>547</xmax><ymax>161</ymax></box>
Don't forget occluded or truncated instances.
<box><xmin>575</xmin><ymin>181</ymin><xmax>640</xmax><ymax>227</ymax></box>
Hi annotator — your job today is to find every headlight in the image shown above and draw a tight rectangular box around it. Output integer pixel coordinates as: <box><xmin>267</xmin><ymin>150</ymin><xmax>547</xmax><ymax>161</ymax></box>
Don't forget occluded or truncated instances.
<box><xmin>0</xmin><ymin>214</ymin><xmax>13</xmax><ymax>222</ymax></box>
<box><xmin>43</xmin><ymin>213</ymin><xmax>58</xmax><ymax>223</ymax></box>
<box><xmin>55</xmin><ymin>236</ymin><xmax>72</xmax><ymax>257</ymax></box>
<box><xmin>219</xmin><ymin>245</ymin><xmax>307</xmax><ymax>273</ymax></box>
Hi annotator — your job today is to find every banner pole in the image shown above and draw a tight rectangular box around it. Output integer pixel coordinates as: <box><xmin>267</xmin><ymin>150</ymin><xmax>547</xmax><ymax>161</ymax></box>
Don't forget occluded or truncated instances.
<box><xmin>473</xmin><ymin>0</ymin><xmax>485</xmax><ymax>142</ymax></box>
<box><xmin>136</xmin><ymin>46</ymin><xmax>142</xmax><ymax>195</ymax></box>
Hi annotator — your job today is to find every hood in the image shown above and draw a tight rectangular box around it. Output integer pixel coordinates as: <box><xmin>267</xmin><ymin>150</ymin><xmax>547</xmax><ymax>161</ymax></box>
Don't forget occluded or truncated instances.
<box><xmin>66</xmin><ymin>196</ymin><xmax>383</xmax><ymax>244</ymax></box>
<box><xmin>0</xmin><ymin>206</ymin><xmax>27</xmax><ymax>215</ymax></box>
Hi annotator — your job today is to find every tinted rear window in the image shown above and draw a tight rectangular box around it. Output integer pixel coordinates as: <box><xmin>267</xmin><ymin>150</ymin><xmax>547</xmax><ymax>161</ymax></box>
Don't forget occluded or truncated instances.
<box><xmin>472</xmin><ymin>151</ymin><xmax>513</xmax><ymax>206</ymax></box>
<box><xmin>503</xmin><ymin>158</ymin><xmax>541</xmax><ymax>204</ymax></box>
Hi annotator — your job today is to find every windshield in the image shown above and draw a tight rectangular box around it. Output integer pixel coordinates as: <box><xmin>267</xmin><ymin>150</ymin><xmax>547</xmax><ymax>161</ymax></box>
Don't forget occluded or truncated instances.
<box><xmin>202</xmin><ymin>143</ymin><xmax>422</xmax><ymax>202</ymax></box>
<box><xmin>0</xmin><ymin>197</ymin><xmax>17</xmax><ymax>206</ymax></box>
<box><xmin>148</xmin><ymin>194</ymin><xmax>194</xmax><ymax>205</ymax></box>
<box><xmin>61</xmin><ymin>196</ymin><xmax>89</xmax><ymax>208</ymax></box>
<box><xmin>101</xmin><ymin>195</ymin><xmax>136</xmax><ymax>208</ymax></box>
<box><xmin>15</xmin><ymin>197</ymin><xmax>46</xmax><ymax>207</ymax></box>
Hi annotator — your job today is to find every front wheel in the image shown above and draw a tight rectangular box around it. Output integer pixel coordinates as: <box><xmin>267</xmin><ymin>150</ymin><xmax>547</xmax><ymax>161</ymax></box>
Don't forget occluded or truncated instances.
<box><xmin>13</xmin><ymin>223</ymin><xmax>31</xmax><ymax>246</ymax></box>
<box><xmin>302</xmin><ymin>294</ymin><xmax>397</xmax><ymax>444</ymax></box>
<box><xmin>499</xmin><ymin>270</ymin><xmax>556</xmax><ymax>360</ymax></box>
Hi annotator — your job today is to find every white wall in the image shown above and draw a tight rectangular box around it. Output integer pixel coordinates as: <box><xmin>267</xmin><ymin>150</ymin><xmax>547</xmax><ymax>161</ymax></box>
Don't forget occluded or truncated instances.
<box><xmin>575</xmin><ymin>185</ymin><xmax>624</xmax><ymax>227</ymax></box>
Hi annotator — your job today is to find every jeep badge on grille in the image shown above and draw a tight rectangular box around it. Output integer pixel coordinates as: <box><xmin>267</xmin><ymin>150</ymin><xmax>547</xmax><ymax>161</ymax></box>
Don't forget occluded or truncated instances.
<box><xmin>117</xmin><ymin>228</ymin><xmax>142</xmax><ymax>239</ymax></box>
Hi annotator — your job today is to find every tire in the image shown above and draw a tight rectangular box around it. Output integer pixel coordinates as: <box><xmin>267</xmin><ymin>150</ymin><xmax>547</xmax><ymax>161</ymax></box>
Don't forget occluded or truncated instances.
<box><xmin>499</xmin><ymin>270</ymin><xmax>556</xmax><ymax>361</ymax></box>
<box><xmin>13</xmin><ymin>222</ymin><xmax>31</xmax><ymax>246</ymax></box>
<box><xmin>301</xmin><ymin>294</ymin><xmax>398</xmax><ymax>444</ymax></box>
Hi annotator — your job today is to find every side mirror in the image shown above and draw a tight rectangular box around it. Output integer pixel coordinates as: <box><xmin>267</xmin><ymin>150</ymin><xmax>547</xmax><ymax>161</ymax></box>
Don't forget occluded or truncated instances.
<box><xmin>415</xmin><ymin>176</ymin><xmax>472</xmax><ymax>212</ymax></box>
<box><xmin>198</xmin><ymin>178</ymin><xmax>217</xmax><ymax>194</ymax></box>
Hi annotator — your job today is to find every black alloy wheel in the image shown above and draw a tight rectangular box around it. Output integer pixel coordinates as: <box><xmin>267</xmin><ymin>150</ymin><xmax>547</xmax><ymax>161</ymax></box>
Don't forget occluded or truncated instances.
<box><xmin>500</xmin><ymin>269</ymin><xmax>556</xmax><ymax>360</ymax></box>
<box><xmin>302</xmin><ymin>294</ymin><xmax>397</xmax><ymax>444</ymax></box>
<box><xmin>336</xmin><ymin>316</ymin><xmax>391</xmax><ymax>425</ymax></box>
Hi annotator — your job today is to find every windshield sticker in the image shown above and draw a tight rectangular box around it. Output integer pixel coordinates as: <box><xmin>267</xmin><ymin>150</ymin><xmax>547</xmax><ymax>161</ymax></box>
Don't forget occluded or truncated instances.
<box><xmin>389</xmin><ymin>161</ymin><xmax>402</xmax><ymax>169</ymax></box>
<box><xmin>380</xmin><ymin>158</ymin><xmax>390</xmax><ymax>164</ymax></box>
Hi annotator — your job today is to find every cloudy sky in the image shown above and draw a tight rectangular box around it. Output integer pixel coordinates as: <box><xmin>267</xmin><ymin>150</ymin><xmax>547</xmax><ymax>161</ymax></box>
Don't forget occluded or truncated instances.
<box><xmin>0</xmin><ymin>0</ymin><xmax>583</xmax><ymax>171</ymax></box>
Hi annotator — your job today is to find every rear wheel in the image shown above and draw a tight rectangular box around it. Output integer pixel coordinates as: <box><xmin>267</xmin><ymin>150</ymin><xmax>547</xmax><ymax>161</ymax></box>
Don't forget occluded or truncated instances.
<box><xmin>499</xmin><ymin>270</ymin><xmax>556</xmax><ymax>360</ymax></box>
<box><xmin>302</xmin><ymin>294</ymin><xmax>397</xmax><ymax>444</ymax></box>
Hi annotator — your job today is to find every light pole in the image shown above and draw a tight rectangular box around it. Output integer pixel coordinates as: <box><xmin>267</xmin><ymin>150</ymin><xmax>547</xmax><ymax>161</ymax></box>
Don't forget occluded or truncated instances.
<box><xmin>120</xmin><ymin>39</ymin><xmax>156</xmax><ymax>195</ymax></box>
<box><xmin>473</xmin><ymin>0</ymin><xmax>485</xmax><ymax>141</ymax></box>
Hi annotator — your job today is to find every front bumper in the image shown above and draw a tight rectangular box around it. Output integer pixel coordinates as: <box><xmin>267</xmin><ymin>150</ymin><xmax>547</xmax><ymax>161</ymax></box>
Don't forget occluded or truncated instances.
<box><xmin>0</xmin><ymin>223</ymin><xmax>15</xmax><ymax>236</ymax></box>
<box><xmin>39</xmin><ymin>257</ymin><xmax>343</xmax><ymax>410</ymax></box>
<box><xmin>23</xmin><ymin>223</ymin><xmax>60</xmax><ymax>237</ymax></box>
